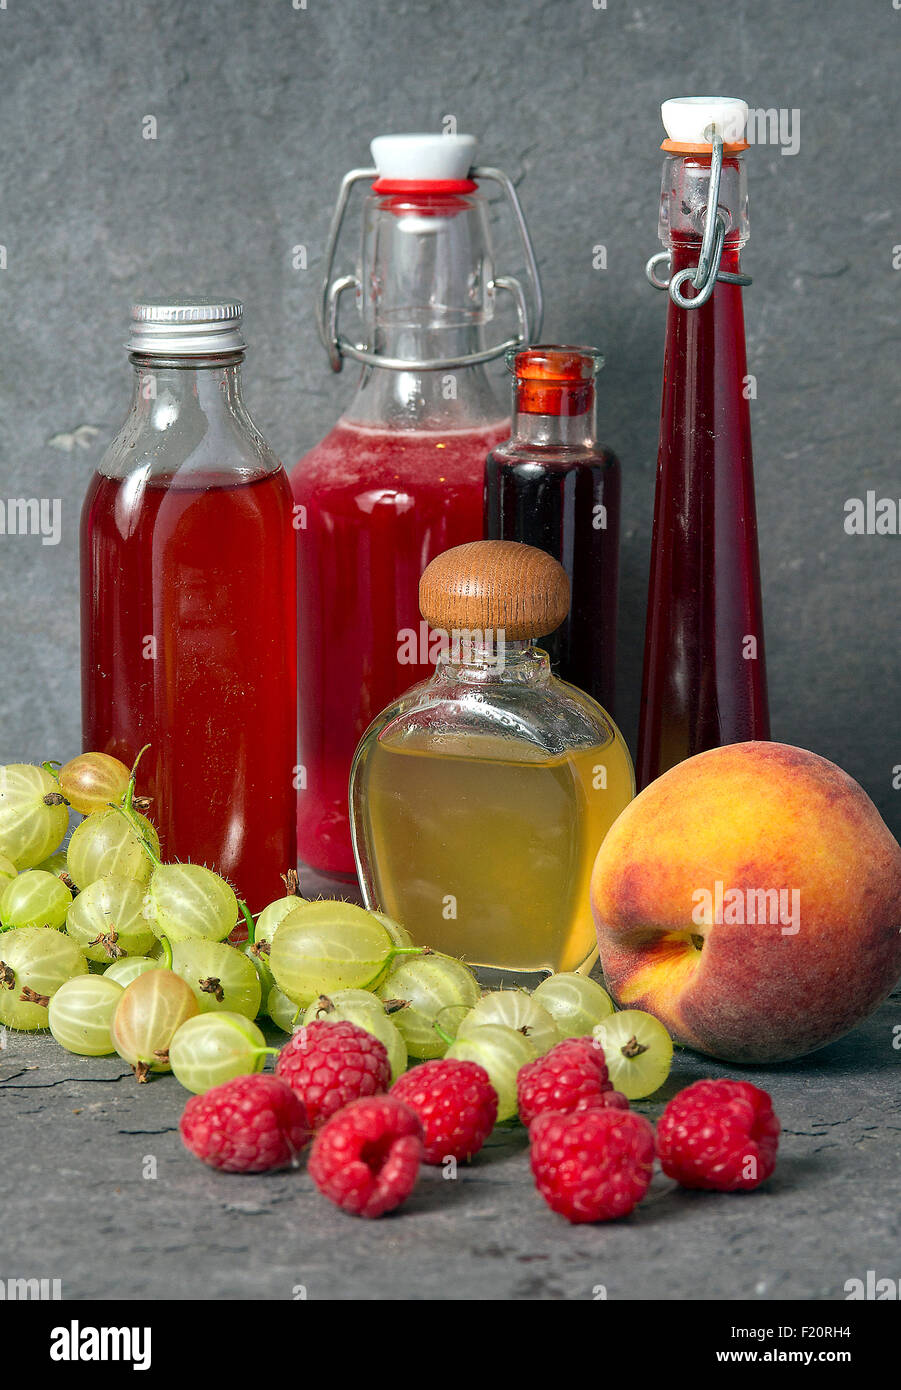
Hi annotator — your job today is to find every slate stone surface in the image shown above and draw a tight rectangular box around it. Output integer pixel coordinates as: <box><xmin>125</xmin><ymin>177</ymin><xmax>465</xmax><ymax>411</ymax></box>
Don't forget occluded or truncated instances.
<box><xmin>3</xmin><ymin>990</ymin><xmax>899</xmax><ymax>1301</ymax></box>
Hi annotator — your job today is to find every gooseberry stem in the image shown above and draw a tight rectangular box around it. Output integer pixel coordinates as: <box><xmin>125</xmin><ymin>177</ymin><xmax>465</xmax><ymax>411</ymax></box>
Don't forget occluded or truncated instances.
<box><xmin>41</xmin><ymin>760</ymin><xmax>61</xmax><ymax>779</ymax></box>
<box><xmin>157</xmin><ymin>935</ymin><xmax>173</xmax><ymax>971</ymax></box>
<box><xmin>238</xmin><ymin>900</ymin><xmax>255</xmax><ymax>943</ymax></box>
<box><xmin>112</xmin><ymin>799</ymin><xmax>161</xmax><ymax>867</ymax></box>
<box><xmin>361</xmin><ymin>945</ymin><xmax>424</xmax><ymax>993</ymax></box>
<box><xmin>124</xmin><ymin>745</ymin><xmax>152</xmax><ymax>815</ymax></box>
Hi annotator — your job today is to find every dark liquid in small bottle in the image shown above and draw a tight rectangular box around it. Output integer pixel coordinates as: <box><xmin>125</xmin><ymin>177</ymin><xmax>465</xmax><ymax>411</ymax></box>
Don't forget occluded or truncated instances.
<box><xmin>484</xmin><ymin>448</ymin><xmax>620</xmax><ymax>713</ymax></box>
<box><xmin>484</xmin><ymin>347</ymin><xmax>621</xmax><ymax>714</ymax></box>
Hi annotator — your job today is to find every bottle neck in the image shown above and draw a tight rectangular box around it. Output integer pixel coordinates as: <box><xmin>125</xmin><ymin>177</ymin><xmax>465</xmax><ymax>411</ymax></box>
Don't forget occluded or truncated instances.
<box><xmin>345</xmin><ymin>190</ymin><xmax>506</xmax><ymax>430</ymax></box>
<box><xmin>511</xmin><ymin>389</ymin><xmax>598</xmax><ymax>449</ymax></box>
<box><xmin>129</xmin><ymin>354</ymin><xmax>246</xmax><ymax>419</ymax></box>
<box><xmin>433</xmin><ymin>637</ymin><xmax>551</xmax><ymax>684</ymax></box>
<box><xmin>659</xmin><ymin>153</ymin><xmax>749</xmax><ymax>259</ymax></box>
<box><xmin>657</xmin><ymin>151</ymin><xmax>750</xmax><ymax>381</ymax></box>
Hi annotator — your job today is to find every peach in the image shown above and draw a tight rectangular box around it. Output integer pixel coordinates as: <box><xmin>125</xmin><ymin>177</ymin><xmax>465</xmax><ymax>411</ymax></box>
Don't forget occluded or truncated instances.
<box><xmin>590</xmin><ymin>741</ymin><xmax>901</xmax><ymax>1063</ymax></box>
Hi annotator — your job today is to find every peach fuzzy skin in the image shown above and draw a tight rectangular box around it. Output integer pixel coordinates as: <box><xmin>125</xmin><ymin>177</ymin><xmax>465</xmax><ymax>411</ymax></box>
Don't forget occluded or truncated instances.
<box><xmin>590</xmin><ymin>741</ymin><xmax>901</xmax><ymax>1064</ymax></box>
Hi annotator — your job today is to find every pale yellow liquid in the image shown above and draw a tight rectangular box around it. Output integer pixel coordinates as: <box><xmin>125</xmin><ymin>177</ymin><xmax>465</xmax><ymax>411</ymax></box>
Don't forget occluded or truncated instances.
<box><xmin>361</xmin><ymin>730</ymin><xmax>633</xmax><ymax>977</ymax></box>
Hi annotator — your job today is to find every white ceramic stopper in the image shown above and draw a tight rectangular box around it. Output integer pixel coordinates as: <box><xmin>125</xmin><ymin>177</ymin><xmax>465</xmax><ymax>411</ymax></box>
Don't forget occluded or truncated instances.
<box><xmin>661</xmin><ymin>97</ymin><xmax>748</xmax><ymax>145</ymax></box>
<box><xmin>370</xmin><ymin>133</ymin><xmax>477</xmax><ymax>182</ymax></box>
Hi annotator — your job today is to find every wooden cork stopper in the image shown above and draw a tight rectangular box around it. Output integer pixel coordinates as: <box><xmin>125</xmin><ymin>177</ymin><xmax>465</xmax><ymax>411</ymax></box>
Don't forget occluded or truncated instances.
<box><xmin>419</xmin><ymin>541</ymin><xmax>570</xmax><ymax>640</ymax></box>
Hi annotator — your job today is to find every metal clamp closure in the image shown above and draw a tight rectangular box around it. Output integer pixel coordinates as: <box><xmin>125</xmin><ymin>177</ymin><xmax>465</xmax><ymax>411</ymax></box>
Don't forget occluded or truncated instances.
<box><xmin>645</xmin><ymin>129</ymin><xmax>752</xmax><ymax>309</ymax></box>
<box><xmin>318</xmin><ymin>165</ymin><xmax>543</xmax><ymax>372</ymax></box>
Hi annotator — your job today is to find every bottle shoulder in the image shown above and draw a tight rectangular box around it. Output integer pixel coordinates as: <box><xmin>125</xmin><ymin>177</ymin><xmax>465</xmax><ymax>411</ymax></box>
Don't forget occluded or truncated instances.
<box><xmin>486</xmin><ymin>442</ymin><xmax>620</xmax><ymax>474</ymax></box>
<box><xmin>354</xmin><ymin>662</ymin><xmax>631</xmax><ymax>765</ymax></box>
<box><xmin>96</xmin><ymin>403</ymin><xmax>283</xmax><ymax>483</ymax></box>
<box><xmin>291</xmin><ymin>417</ymin><xmax>507</xmax><ymax>495</ymax></box>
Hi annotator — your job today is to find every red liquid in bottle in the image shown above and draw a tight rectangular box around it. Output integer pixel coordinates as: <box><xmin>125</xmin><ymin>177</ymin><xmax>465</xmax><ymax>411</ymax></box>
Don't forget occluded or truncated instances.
<box><xmin>291</xmin><ymin>418</ymin><xmax>506</xmax><ymax>876</ymax></box>
<box><xmin>637</xmin><ymin>239</ymin><xmax>769</xmax><ymax>788</ymax></box>
<box><xmin>81</xmin><ymin>469</ymin><xmax>297</xmax><ymax>910</ymax></box>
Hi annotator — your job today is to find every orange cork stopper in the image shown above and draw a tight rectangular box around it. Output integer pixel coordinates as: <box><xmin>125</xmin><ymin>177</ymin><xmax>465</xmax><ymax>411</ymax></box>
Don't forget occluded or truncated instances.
<box><xmin>509</xmin><ymin>346</ymin><xmax>601</xmax><ymax>417</ymax></box>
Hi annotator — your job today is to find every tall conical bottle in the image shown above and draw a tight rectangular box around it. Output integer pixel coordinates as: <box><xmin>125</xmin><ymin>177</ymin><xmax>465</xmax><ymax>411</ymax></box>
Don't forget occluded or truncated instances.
<box><xmin>291</xmin><ymin>134</ymin><xmax>542</xmax><ymax>875</ymax></box>
<box><xmin>638</xmin><ymin>98</ymin><xmax>769</xmax><ymax>789</ymax></box>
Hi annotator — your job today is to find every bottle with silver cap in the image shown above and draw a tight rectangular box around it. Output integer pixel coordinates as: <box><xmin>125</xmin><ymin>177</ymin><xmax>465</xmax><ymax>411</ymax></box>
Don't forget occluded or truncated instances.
<box><xmin>638</xmin><ymin>99</ymin><xmax>770</xmax><ymax>788</ymax></box>
<box><xmin>292</xmin><ymin>133</ymin><xmax>543</xmax><ymax>877</ymax></box>
<box><xmin>80</xmin><ymin>298</ymin><xmax>297</xmax><ymax>911</ymax></box>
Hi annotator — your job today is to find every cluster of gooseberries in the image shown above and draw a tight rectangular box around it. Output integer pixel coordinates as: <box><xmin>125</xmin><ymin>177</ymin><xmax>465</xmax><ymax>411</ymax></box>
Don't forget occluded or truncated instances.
<box><xmin>0</xmin><ymin>749</ymin><xmax>674</xmax><ymax>1111</ymax></box>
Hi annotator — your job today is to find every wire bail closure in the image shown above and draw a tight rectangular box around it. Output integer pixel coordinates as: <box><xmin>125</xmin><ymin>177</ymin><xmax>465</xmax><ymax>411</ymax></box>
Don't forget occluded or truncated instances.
<box><xmin>317</xmin><ymin>166</ymin><xmax>543</xmax><ymax>373</ymax></box>
<box><xmin>645</xmin><ymin>129</ymin><xmax>752</xmax><ymax>309</ymax></box>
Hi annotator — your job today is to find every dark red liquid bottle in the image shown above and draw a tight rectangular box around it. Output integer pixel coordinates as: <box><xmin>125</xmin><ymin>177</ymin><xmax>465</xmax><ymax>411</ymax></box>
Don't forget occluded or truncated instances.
<box><xmin>80</xmin><ymin>300</ymin><xmax>297</xmax><ymax>911</ymax></box>
<box><xmin>485</xmin><ymin>346</ymin><xmax>620</xmax><ymax>714</ymax></box>
<box><xmin>638</xmin><ymin>100</ymin><xmax>769</xmax><ymax>789</ymax></box>
<box><xmin>291</xmin><ymin>134</ymin><xmax>542</xmax><ymax>876</ymax></box>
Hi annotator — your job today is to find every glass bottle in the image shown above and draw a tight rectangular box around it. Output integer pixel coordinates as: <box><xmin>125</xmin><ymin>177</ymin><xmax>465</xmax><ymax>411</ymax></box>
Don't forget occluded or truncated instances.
<box><xmin>350</xmin><ymin>540</ymin><xmax>634</xmax><ymax>985</ymax></box>
<box><xmin>80</xmin><ymin>299</ymin><xmax>297</xmax><ymax>912</ymax></box>
<box><xmin>484</xmin><ymin>346</ymin><xmax>621</xmax><ymax>714</ymax></box>
<box><xmin>291</xmin><ymin>134</ymin><xmax>542</xmax><ymax>878</ymax></box>
<box><xmin>638</xmin><ymin>98</ymin><xmax>769</xmax><ymax>790</ymax></box>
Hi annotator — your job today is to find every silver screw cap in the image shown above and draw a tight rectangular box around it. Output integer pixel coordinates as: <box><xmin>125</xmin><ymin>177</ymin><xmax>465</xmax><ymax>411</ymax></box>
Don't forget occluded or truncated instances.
<box><xmin>128</xmin><ymin>297</ymin><xmax>246</xmax><ymax>355</ymax></box>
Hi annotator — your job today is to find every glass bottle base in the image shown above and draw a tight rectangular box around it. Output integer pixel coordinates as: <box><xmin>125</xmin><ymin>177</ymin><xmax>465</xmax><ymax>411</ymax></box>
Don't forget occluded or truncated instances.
<box><xmin>468</xmin><ymin>947</ymin><xmax>598</xmax><ymax>992</ymax></box>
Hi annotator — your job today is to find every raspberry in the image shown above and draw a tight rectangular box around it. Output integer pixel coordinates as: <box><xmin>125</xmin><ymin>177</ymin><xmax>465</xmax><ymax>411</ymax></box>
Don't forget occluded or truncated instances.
<box><xmin>308</xmin><ymin>1096</ymin><xmax>423</xmax><ymax>1218</ymax></box>
<box><xmin>179</xmin><ymin>1074</ymin><xmax>310</xmax><ymax>1174</ymax></box>
<box><xmin>601</xmin><ymin>1088</ymin><xmax>630</xmax><ymax>1110</ymax></box>
<box><xmin>516</xmin><ymin>1036</ymin><xmax>617</xmax><ymax>1126</ymax></box>
<box><xmin>656</xmin><ymin>1079</ymin><xmax>780</xmax><ymax>1192</ymax></box>
<box><xmin>275</xmin><ymin>1019</ymin><xmax>391</xmax><ymax>1129</ymax></box>
<box><xmin>530</xmin><ymin>1107</ymin><xmax>655</xmax><ymax>1223</ymax></box>
<box><xmin>391</xmin><ymin>1059</ymin><xmax>498</xmax><ymax>1164</ymax></box>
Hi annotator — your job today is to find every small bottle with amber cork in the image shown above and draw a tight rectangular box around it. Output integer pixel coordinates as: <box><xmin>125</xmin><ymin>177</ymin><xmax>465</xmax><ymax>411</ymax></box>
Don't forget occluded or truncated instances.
<box><xmin>485</xmin><ymin>347</ymin><xmax>621</xmax><ymax>714</ymax></box>
<box><xmin>350</xmin><ymin>540</ymin><xmax>634</xmax><ymax>984</ymax></box>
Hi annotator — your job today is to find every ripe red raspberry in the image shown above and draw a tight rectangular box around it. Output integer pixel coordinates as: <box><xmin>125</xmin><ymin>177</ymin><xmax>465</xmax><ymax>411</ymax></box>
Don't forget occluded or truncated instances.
<box><xmin>517</xmin><ymin>1036</ymin><xmax>620</xmax><ymax>1126</ymax></box>
<box><xmin>530</xmin><ymin>1107</ymin><xmax>655</xmax><ymax>1223</ymax></box>
<box><xmin>656</xmin><ymin>1079</ymin><xmax>780</xmax><ymax>1192</ymax></box>
<box><xmin>600</xmin><ymin>1088</ymin><xmax>630</xmax><ymax>1110</ymax></box>
<box><xmin>309</xmin><ymin>1096</ymin><xmax>423</xmax><ymax>1218</ymax></box>
<box><xmin>391</xmin><ymin>1059</ymin><xmax>498</xmax><ymax>1164</ymax></box>
<box><xmin>179</xmin><ymin>1074</ymin><xmax>310</xmax><ymax>1174</ymax></box>
<box><xmin>275</xmin><ymin>1019</ymin><xmax>391</xmax><ymax>1129</ymax></box>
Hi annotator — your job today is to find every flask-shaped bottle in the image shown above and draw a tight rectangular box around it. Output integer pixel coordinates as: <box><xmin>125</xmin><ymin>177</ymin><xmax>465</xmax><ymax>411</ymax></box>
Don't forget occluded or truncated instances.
<box><xmin>350</xmin><ymin>540</ymin><xmax>634</xmax><ymax>983</ymax></box>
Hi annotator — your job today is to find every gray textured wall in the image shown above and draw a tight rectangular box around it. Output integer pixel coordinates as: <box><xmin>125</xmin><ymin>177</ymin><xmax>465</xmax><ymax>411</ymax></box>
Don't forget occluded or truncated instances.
<box><xmin>1</xmin><ymin>0</ymin><xmax>899</xmax><ymax>831</ymax></box>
